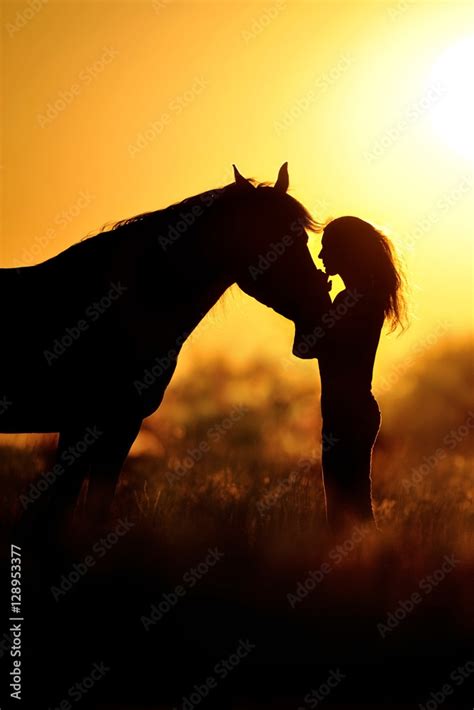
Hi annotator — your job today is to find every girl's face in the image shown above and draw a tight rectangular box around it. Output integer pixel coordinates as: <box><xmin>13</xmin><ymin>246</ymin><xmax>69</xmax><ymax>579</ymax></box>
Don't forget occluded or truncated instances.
<box><xmin>318</xmin><ymin>230</ymin><xmax>343</xmax><ymax>276</ymax></box>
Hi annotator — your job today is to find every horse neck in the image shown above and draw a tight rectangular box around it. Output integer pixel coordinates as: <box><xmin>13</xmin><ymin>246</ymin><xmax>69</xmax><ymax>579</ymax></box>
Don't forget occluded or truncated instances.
<box><xmin>119</xmin><ymin>220</ymin><xmax>235</xmax><ymax>353</ymax></box>
<box><xmin>169</xmin><ymin>277</ymin><xmax>228</xmax><ymax>338</ymax></box>
<box><xmin>158</xmin><ymin>205</ymin><xmax>240</xmax><ymax>334</ymax></box>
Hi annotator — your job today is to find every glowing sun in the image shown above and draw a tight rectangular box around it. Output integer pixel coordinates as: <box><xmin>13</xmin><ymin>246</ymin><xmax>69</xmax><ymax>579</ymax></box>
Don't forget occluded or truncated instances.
<box><xmin>430</xmin><ymin>35</ymin><xmax>474</xmax><ymax>161</ymax></box>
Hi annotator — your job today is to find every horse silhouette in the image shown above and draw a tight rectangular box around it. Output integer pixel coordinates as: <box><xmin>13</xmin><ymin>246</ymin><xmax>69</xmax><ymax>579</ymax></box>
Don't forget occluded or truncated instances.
<box><xmin>1</xmin><ymin>163</ymin><xmax>331</xmax><ymax>530</ymax></box>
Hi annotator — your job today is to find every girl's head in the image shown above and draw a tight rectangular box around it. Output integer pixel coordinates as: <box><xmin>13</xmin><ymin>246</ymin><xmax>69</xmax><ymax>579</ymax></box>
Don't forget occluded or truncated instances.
<box><xmin>319</xmin><ymin>216</ymin><xmax>407</xmax><ymax>331</ymax></box>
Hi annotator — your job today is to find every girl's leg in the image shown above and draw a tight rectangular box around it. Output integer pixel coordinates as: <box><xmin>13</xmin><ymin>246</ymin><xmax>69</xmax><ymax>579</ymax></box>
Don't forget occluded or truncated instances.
<box><xmin>322</xmin><ymin>408</ymin><xmax>380</xmax><ymax>532</ymax></box>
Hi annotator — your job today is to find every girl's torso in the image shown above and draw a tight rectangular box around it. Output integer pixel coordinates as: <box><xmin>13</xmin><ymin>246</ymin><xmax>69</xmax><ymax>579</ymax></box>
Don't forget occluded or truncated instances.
<box><xmin>317</xmin><ymin>287</ymin><xmax>385</xmax><ymax>420</ymax></box>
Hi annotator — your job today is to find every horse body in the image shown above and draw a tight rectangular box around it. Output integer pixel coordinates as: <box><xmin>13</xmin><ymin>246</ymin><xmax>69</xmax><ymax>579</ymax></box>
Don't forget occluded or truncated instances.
<box><xmin>2</xmin><ymin>223</ymin><xmax>226</xmax><ymax>429</ymax></box>
<box><xmin>2</xmin><ymin>164</ymin><xmax>331</xmax><ymax>526</ymax></box>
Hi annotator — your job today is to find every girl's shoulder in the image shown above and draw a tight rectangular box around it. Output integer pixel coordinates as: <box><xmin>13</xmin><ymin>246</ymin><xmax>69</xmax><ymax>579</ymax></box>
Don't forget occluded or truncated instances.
<box><xmin>333</xmin><ymin>287</ymin><xmax>385</xmax><ymax>322</ymax></box>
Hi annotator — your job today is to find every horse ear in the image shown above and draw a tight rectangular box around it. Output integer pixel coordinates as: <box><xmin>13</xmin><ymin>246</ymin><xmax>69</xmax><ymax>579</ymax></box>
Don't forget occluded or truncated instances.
<box><xmin>274</xmin><ymin>162</ymin><xmax>289</xmax><ymax>193</ymax></box>
<box><xmin>233</xmin><ymin>164</ymin><xmax>251</xmax><ymax>188</ymax></box>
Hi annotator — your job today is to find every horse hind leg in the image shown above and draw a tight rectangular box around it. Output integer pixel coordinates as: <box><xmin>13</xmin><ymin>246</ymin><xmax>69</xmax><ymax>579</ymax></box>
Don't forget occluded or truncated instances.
<box><xmin>86</xmin><ymin>418</ymin><xmax>142</xmax><ymax>522</ymax></box>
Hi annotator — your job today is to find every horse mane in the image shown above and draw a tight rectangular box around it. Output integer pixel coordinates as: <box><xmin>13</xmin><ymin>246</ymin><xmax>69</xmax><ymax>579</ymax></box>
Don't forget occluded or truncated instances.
<box><xmin>101</xmin><ymin>185</ymin><xmax>229</xmax><ymax>234</ymax></box>
<box><xmin>92</xmin><ymin>180</ymin><xmax>321</xmax><ymax>240</ymax></box>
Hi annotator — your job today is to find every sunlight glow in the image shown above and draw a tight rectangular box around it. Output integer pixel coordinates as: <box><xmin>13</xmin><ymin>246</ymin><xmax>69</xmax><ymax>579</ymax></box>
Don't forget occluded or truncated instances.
<box><xmin>430</xmin><ymin>36</ymin><xmax>474</xmax><ymax>161</ymax></box>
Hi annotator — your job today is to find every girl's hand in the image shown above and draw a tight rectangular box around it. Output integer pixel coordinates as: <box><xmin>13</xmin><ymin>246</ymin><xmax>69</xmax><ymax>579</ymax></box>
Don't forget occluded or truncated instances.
<box><xmin>315</xmin><ymin>268</ymin><xmax>332</xmax><ymax>292</ymax></box>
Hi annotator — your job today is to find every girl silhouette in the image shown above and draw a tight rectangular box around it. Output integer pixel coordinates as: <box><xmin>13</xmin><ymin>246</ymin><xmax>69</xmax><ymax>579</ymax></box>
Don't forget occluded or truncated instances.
<box><xmin>311</xmin><ymin>216</ymin><xmax>406</xmax><ymax>532</ymax></box>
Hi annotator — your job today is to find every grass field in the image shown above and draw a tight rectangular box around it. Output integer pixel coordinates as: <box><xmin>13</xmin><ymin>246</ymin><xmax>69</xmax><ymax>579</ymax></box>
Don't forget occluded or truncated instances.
<box><xmin>0</xmin><ymin>339</ymin><xmax>472</xmax><ymax>708</ymax></box>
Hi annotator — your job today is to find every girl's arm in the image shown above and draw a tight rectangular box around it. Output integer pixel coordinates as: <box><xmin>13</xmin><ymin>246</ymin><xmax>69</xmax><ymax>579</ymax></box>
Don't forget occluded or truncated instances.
<box><xmin>292</xmin><ymin>269</ymin><xmax>333</xmax><ymax>358</ymax></box>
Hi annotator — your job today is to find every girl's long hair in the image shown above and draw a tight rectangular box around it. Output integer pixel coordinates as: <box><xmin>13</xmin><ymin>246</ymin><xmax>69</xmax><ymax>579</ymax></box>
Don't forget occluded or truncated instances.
<box><xmin>324</xmin><ymin>216</ymin><xmax>407</xmax><ymax>332</ymax></box>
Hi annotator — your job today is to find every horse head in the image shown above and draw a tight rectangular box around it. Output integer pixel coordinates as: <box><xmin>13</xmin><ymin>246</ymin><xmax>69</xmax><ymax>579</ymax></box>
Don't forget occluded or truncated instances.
<box><xmin>227</xmin><ymin>163</ymin><xmax>331</xmax><ymax>359</ymax></box>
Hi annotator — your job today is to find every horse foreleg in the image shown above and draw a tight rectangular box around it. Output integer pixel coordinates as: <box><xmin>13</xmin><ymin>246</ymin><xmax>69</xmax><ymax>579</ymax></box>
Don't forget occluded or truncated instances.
<box><xmin>86</xmin><ymin>418</ymin><xmax>142</xmax><ymax>521</ymax></box>
<box><xmin>19</xmin><ymin>428</ymin><xmax>93</xmax><ymax>544</ymax></box>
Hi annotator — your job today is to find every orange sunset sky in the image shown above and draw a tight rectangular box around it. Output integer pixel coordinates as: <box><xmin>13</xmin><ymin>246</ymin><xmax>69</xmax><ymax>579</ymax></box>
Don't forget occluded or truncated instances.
<box><xmin>2</xmin><ymin>0</ymin><xmax>473</xmax><ymax>390</ymax></box>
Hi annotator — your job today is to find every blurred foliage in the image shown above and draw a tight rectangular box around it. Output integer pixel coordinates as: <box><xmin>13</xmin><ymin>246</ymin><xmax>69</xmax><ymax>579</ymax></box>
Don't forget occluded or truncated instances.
<box><xmin>0</xmin><ymin>339</ymin><xmax>472</xmax><ymax>566</ymax></box>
